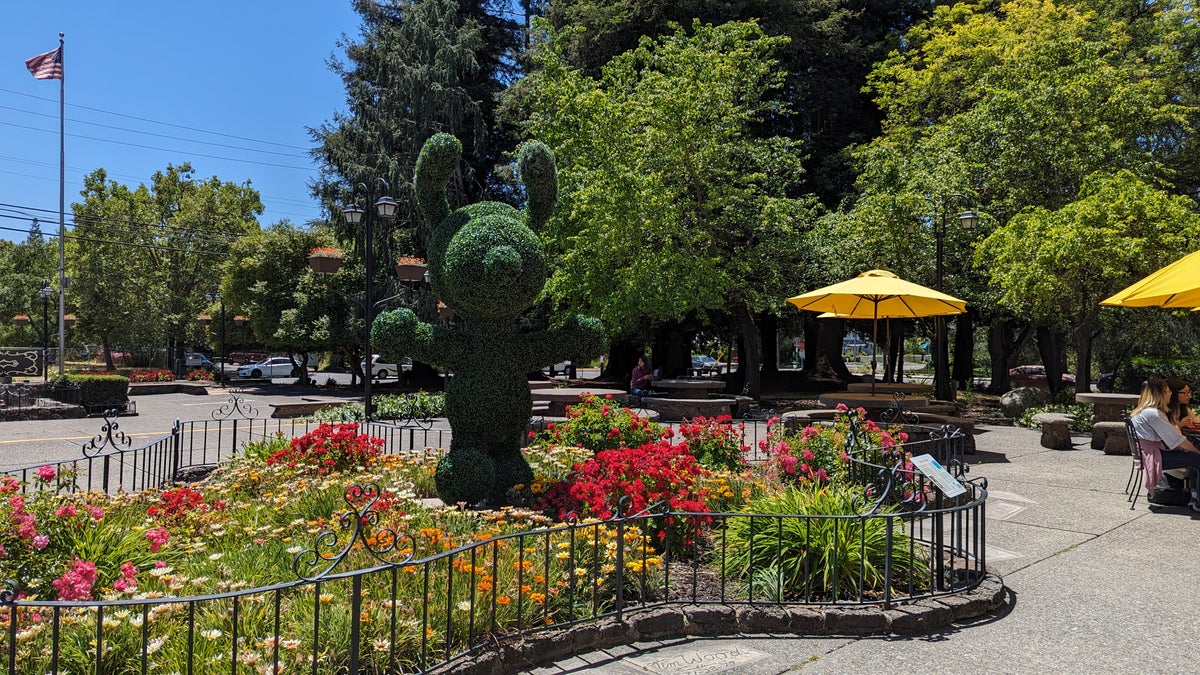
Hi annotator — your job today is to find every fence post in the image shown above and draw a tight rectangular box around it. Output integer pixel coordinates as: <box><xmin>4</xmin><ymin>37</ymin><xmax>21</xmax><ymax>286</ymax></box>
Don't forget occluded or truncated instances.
<box><xmin>170</xmin><ymin>419</ymin><xmax>182</xmax><ymax>483</ymax></box>
<box><xmin>348</xmin><ymin>574</ymin><xmax>362</xmax><ymax>674</ymax></box>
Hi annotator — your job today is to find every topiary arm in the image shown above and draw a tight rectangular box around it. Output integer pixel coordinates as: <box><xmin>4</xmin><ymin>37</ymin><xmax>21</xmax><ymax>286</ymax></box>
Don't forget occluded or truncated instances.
<box><xmin>519</xmin><ymin>141</ymin><xmax>557</xmax><ymax>233</ymax></box>
<box><xmin>372</xmin><ymin>309</ymin><xmax>469</xmax><ymax>371</ymax></box>
<box><xmin>519</xmin><ymin>314</ymin><xmax>606</xmax><ymax>372</ymax></box>
<box><xmin>415</xmin><ymin>133</ymin><xmax>462</xmax><ymax>233</ymax></box>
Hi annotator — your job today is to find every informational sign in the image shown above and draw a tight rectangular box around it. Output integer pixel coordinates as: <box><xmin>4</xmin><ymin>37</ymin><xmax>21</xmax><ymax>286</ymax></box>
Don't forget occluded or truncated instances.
<box><xmin>0</xmin><ymin>348</ymin><xmax>41</xmax><ymax>377</ymax></box>
<box><xmin>909</xmin><ymin>453</ymin><xmax>967</xmax><ymax>498</ymax></box>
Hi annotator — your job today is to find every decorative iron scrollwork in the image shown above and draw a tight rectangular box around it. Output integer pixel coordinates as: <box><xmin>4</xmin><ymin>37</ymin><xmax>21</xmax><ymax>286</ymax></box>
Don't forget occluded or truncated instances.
<box><xmin>0</xmin><ymin>579</ymin><xmax>17</xmax><ymax>606</ymax></box>
<box><xmin>211</xmin><ymin>387</ymin><xmax>258</xmax><ymax>420</ymax></box>
<box><xmin>81</xmin><ymin>412</ymin><xmax>132</xmax><ymax>457</ymax></box>
<box><xmin>292</xmin><ymin>482</ymin><xmax>416</xmax><ymax>581</ymax></box>
<box><xmin>879</xmin><ymin>392</ymin><xmax>921</xmax><ymax>426</ymax></box>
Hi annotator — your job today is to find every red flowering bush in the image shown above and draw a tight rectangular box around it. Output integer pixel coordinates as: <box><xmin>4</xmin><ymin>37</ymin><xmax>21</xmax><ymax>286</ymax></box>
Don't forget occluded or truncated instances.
<box><xmin>184</xmin><ymin>368</ymin><xmax>213</xmax><ymax>381</ymax></box>
<box><xmin>129</xmin><ymin>369</ymin><xmax>175</xmax><ymax>383</ymax></box>
<box><xmin>674</xmin><ymin>415</ymin><xmax>748</xmax><ymax>472</ymax></box>
<box><xmin>530</xmin><ymin>393</ymin><xmax>664</xmax><ymax>452</ymax></box>
<box><xmin>265</xmin><ymin>422</ymin><xmax>384</xmax><ymax>475</ymax></box>
<box><xmin>539</xmin><ymin>439</ymin><xmax>711</xmax><ymax>549</ymax></box>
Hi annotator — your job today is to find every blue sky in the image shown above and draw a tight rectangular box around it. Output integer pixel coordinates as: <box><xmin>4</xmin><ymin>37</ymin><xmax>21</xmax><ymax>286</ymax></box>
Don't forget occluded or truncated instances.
<box><xmin>1</xmin><ymin>1</ymin><xmax>363</xmax><ymax>243</ymax></box>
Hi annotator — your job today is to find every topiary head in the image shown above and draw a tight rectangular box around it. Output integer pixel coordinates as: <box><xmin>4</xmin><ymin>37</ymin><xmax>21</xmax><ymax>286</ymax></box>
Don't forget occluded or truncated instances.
<box><xmin>415</xmin><ymin>133</ymin><xmax>558</xmax><ymax>321</ymax></box>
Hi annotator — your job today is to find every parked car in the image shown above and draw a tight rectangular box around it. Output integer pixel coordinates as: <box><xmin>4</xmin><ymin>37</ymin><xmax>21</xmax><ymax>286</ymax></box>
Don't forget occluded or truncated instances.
<box><xmin>361</xmin><ymin>355</ymin><xmax>412</xmax><ymax>379</ymax></box>
<box><xmin>184</xmin><ymin>352</ymin><xmax>213</xmax><ymax>368</ymax></box>
<box><xmin>237</xmin><ymin>356</ymin><xmax>301</xmax><ymax>379</ymax></box>
<box><xmin>1009</xmin><ymin>365</ymin><xmax>1076</xmax><ymax>388</ymax></box>
<box><xmin>546</xmin><ymin>359</ymin><xmax>573</xmax><ymax>377</ymax></box>
<box><xmin>691</xmin><ymin>355</ymin><xmax>718</xmax><ymax>373</ymax></box>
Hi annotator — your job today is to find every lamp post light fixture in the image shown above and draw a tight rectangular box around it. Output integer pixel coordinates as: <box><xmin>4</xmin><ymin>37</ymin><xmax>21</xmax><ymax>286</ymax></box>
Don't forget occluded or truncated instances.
<box><xmin>205</xmin><ymin>291</ymin><xmax>226</xmax><ymax>387</ymax></box>
<box><xmin>340</xmin><ymin>181</ymin><xmax>399</xmax><ymax>421</ymax></box>
<box><xmin>924</xmin><ymin>194</ymin><xmax>979</xmax><ymax>401</ymax></box>
<box><xmin>39</xmin><ymin>281</ymin><xmax>52</xmax><ymax>382</ymax></box>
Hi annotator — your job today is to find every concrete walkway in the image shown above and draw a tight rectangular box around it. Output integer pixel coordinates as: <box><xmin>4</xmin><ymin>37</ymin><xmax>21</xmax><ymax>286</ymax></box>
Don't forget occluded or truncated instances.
<box><xmin>524</xmin><ymin>425</ymin><xmax>1200</xmax><ymax>674</ymax></box>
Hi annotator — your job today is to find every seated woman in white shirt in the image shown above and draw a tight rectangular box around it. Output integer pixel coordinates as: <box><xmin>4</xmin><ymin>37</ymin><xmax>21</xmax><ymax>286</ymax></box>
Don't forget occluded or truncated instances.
<box><xmin>1131</xmin><ymin>378</ymin><xmax>1200</xmax><ymax>511</ymax></box>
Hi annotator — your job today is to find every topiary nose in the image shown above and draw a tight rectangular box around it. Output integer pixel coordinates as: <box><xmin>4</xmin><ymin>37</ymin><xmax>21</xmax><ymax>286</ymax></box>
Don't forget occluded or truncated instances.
<box><xmin>482</xmin><ymin>246</ymin><xmax>522</xmax><ymax>285</ymax></box>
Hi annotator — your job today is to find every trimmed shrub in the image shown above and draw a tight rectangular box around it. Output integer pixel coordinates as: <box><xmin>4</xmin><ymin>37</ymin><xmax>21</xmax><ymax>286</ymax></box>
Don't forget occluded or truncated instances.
<box><xmin>65</xmin><ymin>374</ymin><xmax>129</xmax><ymax>408</ymax></box>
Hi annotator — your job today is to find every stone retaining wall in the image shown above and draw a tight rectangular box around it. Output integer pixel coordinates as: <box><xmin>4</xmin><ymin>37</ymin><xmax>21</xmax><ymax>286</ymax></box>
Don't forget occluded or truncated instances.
<box><xmin>448</xmin><ymin>573</ymin><xmax>1007</xmax><ymax>674</ymax></box>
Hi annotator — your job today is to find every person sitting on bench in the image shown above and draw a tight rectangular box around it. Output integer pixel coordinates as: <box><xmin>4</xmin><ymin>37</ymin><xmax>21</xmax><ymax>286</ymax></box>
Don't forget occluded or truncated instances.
<box><xmin>630</xmin><ymin>354</ymin><xmax>657</xmax><ymax>397</ymax></box>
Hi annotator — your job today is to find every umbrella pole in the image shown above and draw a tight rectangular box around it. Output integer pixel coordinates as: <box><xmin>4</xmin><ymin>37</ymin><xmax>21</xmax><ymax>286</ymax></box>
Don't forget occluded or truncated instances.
<box><xmin>871</xmin><ymin>302</ymin><xmax>879</xmax><ymax>395</ymax></box>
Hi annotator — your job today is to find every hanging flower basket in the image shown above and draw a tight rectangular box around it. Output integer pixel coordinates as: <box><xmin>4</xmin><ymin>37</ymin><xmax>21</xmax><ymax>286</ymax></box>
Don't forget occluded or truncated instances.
<box><xmin>232</xmin><ymin>315</ymin><xmax>248</xmax><ymax>326</ymax></box>
<box><xmin>307</xmin><ymin>246</ymin><xmax>344</xmax><ymax>274</ymax></box>
<box><xmin>12</xmin><ymin>314</ymin><xmax>30</xmax><ymax>327</ymax></box>
<box><xmin>395</xmin><ymin>256</ymin><xmax>428</xmax><ymax>282</ymax></box>
<box><xmin>196</xmin><ymin>314</ymin><xmax>212</xmax><ymax>326</ymax></box>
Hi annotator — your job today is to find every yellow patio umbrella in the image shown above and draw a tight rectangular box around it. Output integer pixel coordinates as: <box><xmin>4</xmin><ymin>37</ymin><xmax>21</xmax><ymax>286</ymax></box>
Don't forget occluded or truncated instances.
<box><xmin>1101</xmin><ymin>249</ymin><xmax>1200</xmax><ymax>308</ymax></box>
<box><xmin>788</xmin><ymin>270</ymin><xmax>967</xmax><ymax>394</ymax></box>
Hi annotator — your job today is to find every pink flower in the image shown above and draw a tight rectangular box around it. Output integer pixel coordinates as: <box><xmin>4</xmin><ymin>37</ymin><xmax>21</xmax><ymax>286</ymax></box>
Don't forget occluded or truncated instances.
<box><xmin>32</xmin><ymin>534</ymin><xmax>49</xmax><ymax>550</ymax></box>
<box><xmin>55</xmin><ymin>504</ymin><xmax>77</xmax><ymax>518</ymax></box>
<box><xmin>35</xmin><ymin>465</ymin><xmax>56</xmax><ymax>482</ymax></box>
<box><xmin>0</xmin><ymin>476</ymin><xmax>19</xmax><ymax>494</ymax></box>
<box><xmin>52</xmin><ymin>559</ymin><xmax>98</xmax><ymax>601</ymax></box>
<box><xmin>9</xmin><ymin>495</ymin><xmax>26</xmax><ymax>512</ymax></box>
<box><xmin>85</xmin><ymin>505</ymin><xmax>104</xmax><ymax>521</ymax></box>
<box><xmin>146</xmin><ymin>528</ymin><xmax>170</xmax><ymax>553</ymax></box>
<box><xmin>779</xmin><ymin>454</ymin><xmax>798</xmax><ymax>474</ymax></box>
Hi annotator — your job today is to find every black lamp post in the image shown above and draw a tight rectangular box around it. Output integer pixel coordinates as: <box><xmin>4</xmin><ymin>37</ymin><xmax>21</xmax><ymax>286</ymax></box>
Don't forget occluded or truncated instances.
<box><xmin>39</xmin><ymin>280</ymin><xmax>52</xmax><ymax>382</ymax></box>
<box><xmin>924</xmin><ymin>194</ymin><xmax>979</xmax><ymax>401</ymax></box>
<box><xmin>340</xmin><ymin>182</ymin><xmax>398</xmax><ymax>421</ymax></box>
<box><xmin>205</xmin><ymin>291</ymin><xmax>225</xmax><ymax>387</ymax></box>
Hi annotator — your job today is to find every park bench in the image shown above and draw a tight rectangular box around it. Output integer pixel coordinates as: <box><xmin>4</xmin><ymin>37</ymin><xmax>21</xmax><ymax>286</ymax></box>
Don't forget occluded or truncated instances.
<box><xmin>631</xmin><ymin>396</ymin><xmax>738</xmax><ymax>421</ymax></box>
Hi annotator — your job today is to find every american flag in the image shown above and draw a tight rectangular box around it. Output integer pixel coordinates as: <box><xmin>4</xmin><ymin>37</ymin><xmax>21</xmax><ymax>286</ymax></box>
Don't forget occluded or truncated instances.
<box><xmin>25</xmin><ymin>47</ymin><xmax>62</xmax><ymax>80</ymax></box>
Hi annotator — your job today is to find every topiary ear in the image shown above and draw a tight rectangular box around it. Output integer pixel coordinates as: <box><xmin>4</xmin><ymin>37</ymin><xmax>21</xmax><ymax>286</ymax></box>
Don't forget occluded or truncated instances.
<box><xmin>415</xmin><ymin>133</ymin><xmax>462</xmax><ymax>233</ymax></box>
<box><xmin>518</xmin><ymin>141</ymin><xmax>557</xmax><ymax>232</ymax></box>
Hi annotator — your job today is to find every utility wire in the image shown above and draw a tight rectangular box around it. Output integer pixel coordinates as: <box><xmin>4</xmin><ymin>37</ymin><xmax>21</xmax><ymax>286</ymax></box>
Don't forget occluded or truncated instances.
<box><xmin>0</xmin><ymin>87</ymin><xmax>309</xmax><ymax>150</ymax></box>
<box><xmin>0</xmin><ymin>104</ymin><xmax>310</xmax><ymax>158</ymax></box>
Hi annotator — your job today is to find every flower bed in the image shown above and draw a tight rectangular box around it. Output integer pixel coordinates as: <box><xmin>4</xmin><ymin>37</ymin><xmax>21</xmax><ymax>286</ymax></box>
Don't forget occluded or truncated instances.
<box><xmin>0</xmin><ymin>406</ymin><xmax>987</xmax><ymax>673</ymax></box>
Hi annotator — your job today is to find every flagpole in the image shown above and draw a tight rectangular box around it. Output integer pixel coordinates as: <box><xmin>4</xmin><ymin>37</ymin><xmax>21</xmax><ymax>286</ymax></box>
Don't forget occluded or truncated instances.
<box><xmin>56</xmin><ymin>32</ymin><xmax>66</xmax><ymax>376</ymax></box>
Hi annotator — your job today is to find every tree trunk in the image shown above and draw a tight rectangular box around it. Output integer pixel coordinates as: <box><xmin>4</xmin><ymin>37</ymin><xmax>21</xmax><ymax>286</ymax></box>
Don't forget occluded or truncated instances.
<box><xmin>953</xmin><ymin>312</ymin><xmax>974</xmax><ymax>391</ymax></box>
<box><xmin>801</xmin><ymin>314</ymin><xmax>820</xmax><ymax>374</ymax></box>
<box><xmin>986</xmin><ymin>317</ymin><xmax>1031</xmax><ymax>394</ymax></box>
<box><xmin>603</xmin><ymin>338</ymin><xmax>640</xmax><ymax>385</ymax></box>
<box><xmin>735</xmin><ymin>305</ymin><xmax>762</xmax><ymax>397</ymax></box>
<box><xmin>815</xmin><ymin>318</ymin><xmax>853</xmax><ymax>380</ymax></box>
<box><xmin>1036</xmin><ymin>325</ymin><xmax>1067</xmax><ymax>396</ymax></box>
<box><xmin>888</xmin><ymin>321</ymin><xmax>905</xmax><ymax>382</ymax></box>
<box><xmin>1074</xmin><ymin>320</ymin><xmax>1094</xmax><ymax>393</ymax></box>
<box><xmin>760</xmin><ymin>312</ymin><xmax>779</xmax><ymax>376</ymax></box>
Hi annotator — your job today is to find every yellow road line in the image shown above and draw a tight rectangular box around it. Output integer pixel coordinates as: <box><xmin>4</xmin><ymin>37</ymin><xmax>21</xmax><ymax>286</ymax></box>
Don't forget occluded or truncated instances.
<box><xmin>0</xmin><ymin>431</ymin><xmax>166</xmax><ymax>444</ymax></box>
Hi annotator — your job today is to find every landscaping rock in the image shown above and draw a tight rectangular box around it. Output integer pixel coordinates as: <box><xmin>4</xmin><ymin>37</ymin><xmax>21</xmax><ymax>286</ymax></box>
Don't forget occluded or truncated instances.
<box><xmin>1000</xmin><ymin>387</ymin><xmax>1051</xmax><ymax>418</ymax></box>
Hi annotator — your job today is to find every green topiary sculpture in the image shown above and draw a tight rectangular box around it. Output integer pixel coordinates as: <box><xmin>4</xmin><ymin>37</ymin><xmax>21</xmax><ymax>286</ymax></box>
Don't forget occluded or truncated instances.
<box><xmin>372</xmin><ymin>133</ymin><xmax>606</xmax><ymax>506</ymax></box>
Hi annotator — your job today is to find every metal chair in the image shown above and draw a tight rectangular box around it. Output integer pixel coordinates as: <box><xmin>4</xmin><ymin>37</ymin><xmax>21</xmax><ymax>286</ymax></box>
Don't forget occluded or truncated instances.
<box><xmin>1124</xmin><ymin>416</ymin><xmax>1144</xmax><ymax>509</ymax></box>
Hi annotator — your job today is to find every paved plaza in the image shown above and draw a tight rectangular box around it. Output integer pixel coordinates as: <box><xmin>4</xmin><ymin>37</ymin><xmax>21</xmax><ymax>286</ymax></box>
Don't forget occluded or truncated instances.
<box><xmin>2</xmin><ymin>393</ymin><xmax>1196</xmax><ymax>673</ymax></box>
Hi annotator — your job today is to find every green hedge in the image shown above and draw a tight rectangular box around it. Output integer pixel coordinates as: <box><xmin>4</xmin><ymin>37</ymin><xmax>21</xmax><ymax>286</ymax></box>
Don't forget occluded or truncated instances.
<box><xmin>65</xmin><ymin>374</ymin><xmax>129</xmax><ymax>407</ymax></box>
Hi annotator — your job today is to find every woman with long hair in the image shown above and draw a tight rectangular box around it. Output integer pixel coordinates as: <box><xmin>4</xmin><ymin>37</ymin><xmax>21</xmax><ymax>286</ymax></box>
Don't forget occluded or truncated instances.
<box><xmin>1165</xmin><ymin>378</ymin><xmax>1196</xmax><ymax>429</ymax></box>
<box><xmin>1131</xmin><ymin>378</ymin><xmax>1200</xmax><ymax>510</ymax></box>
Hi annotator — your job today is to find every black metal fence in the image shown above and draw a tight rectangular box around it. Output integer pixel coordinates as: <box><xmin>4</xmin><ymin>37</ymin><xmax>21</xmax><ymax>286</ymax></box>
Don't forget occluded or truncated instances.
<box><xmin>1</xmin><ymin>410</ymin><xmax>986</xmax><ymax>674</ymax></box>
<box><xmin>0</xmin><ymin>382</ymin><xmax>80</xmax><ymax>412</ymax></box>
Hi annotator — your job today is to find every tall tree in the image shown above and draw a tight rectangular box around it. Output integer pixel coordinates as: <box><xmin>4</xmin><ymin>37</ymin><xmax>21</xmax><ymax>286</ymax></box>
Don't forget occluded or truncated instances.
<box><xmin>517</xmin><ymin>20</ymin><xmax>819</xmax><ymax>396</ymax></box>
<box><xmin>70</xmin><ymin>166</ymin><xmax>262</xmax><ymax>368</ymax></box>
<box><xmin>976</xmin><ymin>170</ymin><xmax>1200</xmax><ymax>392</ymax></box>
<box><xmin>537</xmin><ymin>0</ymin><xmax>928</xmax><ymax>206</ymax></box>
<box><xmin>0</xmin><ymin>222</ymin><xmax>56</xmax><ymax>352</ymax></box>
<box><xmin>848</xmin><ymin>0</ymin><xmax>1200</xmax><ymax>386</ymax></box>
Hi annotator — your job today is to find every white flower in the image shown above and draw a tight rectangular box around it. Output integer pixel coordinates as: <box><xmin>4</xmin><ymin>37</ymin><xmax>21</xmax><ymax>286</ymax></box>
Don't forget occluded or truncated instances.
<box><xmin>208</xmin><ymin>553</ymin><xmax>224</xmax><ymax>561</ymax></box>
<box><xmin>201</xmin><ymin>629</ymin><xmax>223</xmax><ymax>640</ymax></box>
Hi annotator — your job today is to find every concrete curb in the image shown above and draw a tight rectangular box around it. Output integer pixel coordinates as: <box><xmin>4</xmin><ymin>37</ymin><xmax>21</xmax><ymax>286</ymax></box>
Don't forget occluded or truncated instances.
<box><xmin>446</xmin><ymin>573</ymin><xmax>1007</xmax><ymax>674</ymax></box>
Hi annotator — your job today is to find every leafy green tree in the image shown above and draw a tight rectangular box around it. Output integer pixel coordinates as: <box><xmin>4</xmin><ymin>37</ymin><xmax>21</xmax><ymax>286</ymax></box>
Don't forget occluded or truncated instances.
<box><xmin>222</xmin><ymin>223</ymin><xmax>333</xmax><ymax>384</ymax></box>
<box><xmin>516</xmin><ymin>20</ymin><xmax>819</xmax><ymax>396</ymax></box>
<box><xmin>70</xmin><ymin>166</ymin><xmax>262</xmax><ymax>369</ymax></box>
<box><xmin>0</xmin><ymin>222</ymin><xmax>56</xmax><ymax>355</ymax></box>
<box><xmin>538</xmin><ymin>0</ymin><xmax>928</xmax><ymax>206</ymax></box>
<box><xmin>848</xmin><ymin>0</ymin><xmax>1200</xmax><ymax>387</ymax></box>
<box><xmin>976</xmin><ymin>170</ymin><xmax>1200</xmax><ymax>391</ymax></box>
